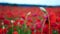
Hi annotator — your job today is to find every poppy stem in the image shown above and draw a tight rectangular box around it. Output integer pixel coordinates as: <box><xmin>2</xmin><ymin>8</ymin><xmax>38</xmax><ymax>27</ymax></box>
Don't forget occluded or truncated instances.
<box><xmin>48</xmin><ymin>15</ymin><xmax>50</xmax><ymax>34</ymax></box>
<box><xmin>40</xmin><ymin>7</ymin><xmax>50</xmax><ymax>34</ymax></box>
<box><xmin>41</xmin><ymin>19</ymin><xmax>46</xmax><ymax>34</ymax></box>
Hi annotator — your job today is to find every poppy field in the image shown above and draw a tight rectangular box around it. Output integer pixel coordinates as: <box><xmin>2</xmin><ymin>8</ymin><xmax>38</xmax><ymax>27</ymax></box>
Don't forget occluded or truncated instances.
<box><xmin>0</xmin><ymin>6</ymin><xmax>60</xmax><ymax>34</ymax></box>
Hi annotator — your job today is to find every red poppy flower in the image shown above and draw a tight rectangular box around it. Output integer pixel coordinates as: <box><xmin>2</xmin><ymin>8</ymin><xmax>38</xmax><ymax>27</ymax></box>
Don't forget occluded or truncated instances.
<box><xmin>30</xmin><ymin>26</ymin><xmax>35</xmax><ymax>31</ymax></box>
<box><xmin>32</xmin><ymin>13</ymin><xmax>38</xmax><ymax>17</ymax></box>
<box><xmin>14</xmin><ymin>28</ymin><xmax>17</xmax><ymax>31</ymax></box>
<box><xmin>43</xmin><ymin>24</ymin><xmax>49</xmax><ymax>34</ymax></box>
<box><xmin>27</xmin><ymin>17</ymin><xmax>32</xmax><ymax>23</ymax></box>
<box><xmin>21</xmin><ymin>16</ymin><xmax>25</xmax><ymax>20</ymax></box>
<box><xmin>14</xmin><ymin>19</ymin><xmax>24</xmax><ymax>26</ymax></box>
<box><xmin>3</xmin><ymin>28</ymin><xmax>7</xmax><ymax>34</ymax></box>
<box><xmin>13</xmin><ymin>20</ymin><xmax>20</xmax><ymax>26</ymax></box>
<box><xmin>31</xmin><ymin>31</ymin><xmax>34</xmax><ymax>34</ymax></box>
<box><xmin>36</xmin><ymin>19</ymin><xmax>41</xmax><ymax>22</ymax></box>
<box><xmin>0</xmin><ymin>28</ymin><xmax>3</xmax><ymax>34</ymax></box>
<box><xmin>49</xmin><ymin>11</ymin><xmax>56</xmax><ymax>24</ymax></box>
<box><xmin>36</xmin><ymin>24</ymin><xmax>41</xmax><ymax>29</ymax></box>
<box><xmin>13</xmin><ymin>31</ymin><xmax>18</xmax><ymax>34</ymax></box>
<box><xmin>36</xmin><ymin>30</ymin><xmax>41</xmax><ymax>34</ymax></box>
<box><xmin>57</xmin><ymin>24</ymin><xmax>60</xmax><ymax>34</ymax></box>
<box><xmin>20</xmin><ymin>20</ymin><xmax>24</xmax><ymax>25</ymax></box>
<box><xmin>26</xmin><ymin>22</ymin><xmax>31</xmax><ymax>27</ymax></box>
<box><xmin>50</xmin><ymin>23</ymin><xmax>57</xmax><ymax>29</ymax></box>
<box><xmin>7</xmin><ymin>12</ymin><xmax>13</xmax><ymax>18</ymax></box>
<box><xmin>4</xmin><ymin>19</ymin><xmax>10</xmax><ymax>25</ymax></box>
<box><xmin>56</xmin><ymin>17</ymin><xmax>60</xmax><ymax>22</ymax></box>
<box><xmin>0</xmin><ymin>15</ymin><xmax>5</xmax><ymax>20</ymax></box>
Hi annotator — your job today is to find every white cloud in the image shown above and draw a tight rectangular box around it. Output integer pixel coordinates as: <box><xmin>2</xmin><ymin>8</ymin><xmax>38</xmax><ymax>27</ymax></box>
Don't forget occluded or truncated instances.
<box><xmin>0</xmin><ymin>0</ymin><xmax>60</xmax><ymax>6</ymax></box>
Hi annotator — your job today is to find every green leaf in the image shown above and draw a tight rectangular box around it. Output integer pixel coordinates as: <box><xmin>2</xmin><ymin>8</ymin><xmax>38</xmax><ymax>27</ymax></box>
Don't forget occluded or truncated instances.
<box><xmin>16</xmin><ymin>26</ymin><xmax>25</xmax><ymax>34</ymax></box>
<box><xmin>23</xmin><ymin>24</ymin><xmax>27</xmax><ymax>30</ymax></box>
<box><xmin>27</xmin><ymin>29</ymin><xmax>31</xmax><ymax>34</ymax></box>
<box><xmin>17</xmin><ymin>26</ymin><xmax>20</xmax><ymax>34</ymax></box>
<box><xmin>52</xmin><ymin>30</ymin><xmax>58</xmax><ymax>34</ymax></box>
<box><xmin>7</xmin><ymin>28</ymin><xmax>14</xmax><ymax>34</ymax></box>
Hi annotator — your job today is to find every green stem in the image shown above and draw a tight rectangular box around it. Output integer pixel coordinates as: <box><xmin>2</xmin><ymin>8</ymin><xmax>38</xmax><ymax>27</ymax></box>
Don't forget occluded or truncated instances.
<box><xmin>12</xmin><ymin>24</ymin><xmax>14</xmax><ymax>34</ymax></box>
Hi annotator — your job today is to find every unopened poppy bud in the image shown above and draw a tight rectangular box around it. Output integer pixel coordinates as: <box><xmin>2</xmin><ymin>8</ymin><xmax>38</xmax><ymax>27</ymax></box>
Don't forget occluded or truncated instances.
<box><xmin>27</xmin><ymin>12</ymin><xmax>31</xmax><ymax>16</ymax></box>
<box><xmin>2</xmin><ymin>26</ymin><xmax>5</xmax><ymax>29</ymax></box>
<box><xmin>17</xmin><ymin>22</ymin><xmax>20</xmax><ymax>25</ymax></box>
<box><xmin>11</xmin><ymin>20</ymin><xmax>15</xmax><ymax>24</ymax></box>
<box><xmin>40</xmin><ymin>7</ymin><xmax>47</xmax><ymax>13</ymax></box>
<box><xmin>1</xmin><ymin>22</ymin><xmax>4</xmax><ymax>25</ymax></box>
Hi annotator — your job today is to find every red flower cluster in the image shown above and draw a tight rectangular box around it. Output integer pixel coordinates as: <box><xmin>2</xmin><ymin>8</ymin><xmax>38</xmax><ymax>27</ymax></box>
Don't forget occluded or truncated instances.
<box><xmin>0</xmin><ymin>6</ymin><xmax>60</xmax><ymax>34</ymax></box>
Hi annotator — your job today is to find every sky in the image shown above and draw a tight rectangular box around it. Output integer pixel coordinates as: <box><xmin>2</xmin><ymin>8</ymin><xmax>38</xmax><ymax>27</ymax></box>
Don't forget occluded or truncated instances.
<box><xmin>0</xmin><ymin>0</ymin><xmax>60</xmax><ymax>6</ymax></box>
